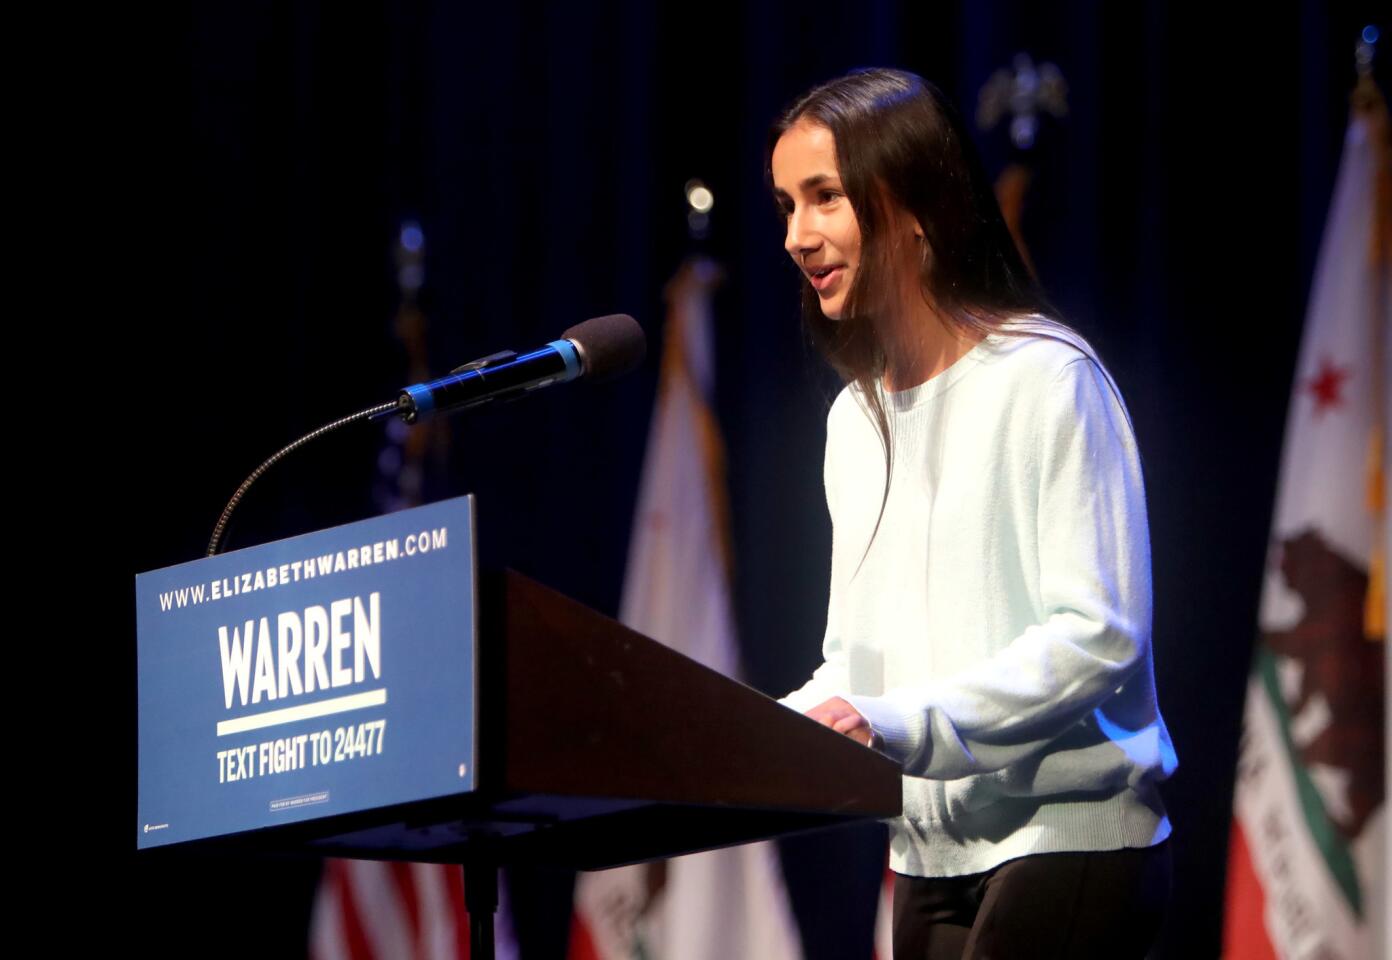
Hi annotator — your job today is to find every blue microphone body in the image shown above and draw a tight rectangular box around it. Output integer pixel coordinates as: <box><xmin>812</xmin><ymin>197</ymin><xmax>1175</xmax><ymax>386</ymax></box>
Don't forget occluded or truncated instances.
<box><xmin>400</xmin><ymin>339</ymin><xmax>582</xmax><ymax>421</ymax></box>
<box><xmin>395</xmin><ymin>315</ymin><xmax>643</xmax><ymax>422</ymax></box>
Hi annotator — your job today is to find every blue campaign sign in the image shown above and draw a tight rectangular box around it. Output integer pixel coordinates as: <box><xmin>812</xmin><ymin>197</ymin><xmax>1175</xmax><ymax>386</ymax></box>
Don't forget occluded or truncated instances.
<box><xmin>136</xmin><ymin>496</ymin><xmax>477</xmax><ymax>849</ymax></box>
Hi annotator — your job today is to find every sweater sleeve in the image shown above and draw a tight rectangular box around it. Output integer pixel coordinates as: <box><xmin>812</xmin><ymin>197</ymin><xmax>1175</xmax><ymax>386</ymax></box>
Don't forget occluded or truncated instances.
<box><xmin>845</xmin><ymin>357</ymin><xmax>1154</xmax><ymax>779</ymax></box>
<box><xmin>777</xmin><ymin>604</ymin><xmax>850</xmax><ymax>713</ymax></box>
<box><xmin>779</xmin><ymin>399</ymin><xmax>853</xmax><ymax>713</ymax></box>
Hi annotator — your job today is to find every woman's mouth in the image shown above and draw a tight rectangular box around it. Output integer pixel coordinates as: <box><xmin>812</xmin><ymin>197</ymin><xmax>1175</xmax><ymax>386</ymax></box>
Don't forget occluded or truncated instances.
<box><xmin>808</xmin><ymin>265</ymin><xmax>844</xmax><ymax>292</ymax></box>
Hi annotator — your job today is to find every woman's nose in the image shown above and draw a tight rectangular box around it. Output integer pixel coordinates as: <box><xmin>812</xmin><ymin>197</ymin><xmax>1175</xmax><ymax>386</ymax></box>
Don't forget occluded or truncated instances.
<box><xmin>784</xmin><ymin>209</ymin><xmax>820</xmax><ymax>257</ymax></box>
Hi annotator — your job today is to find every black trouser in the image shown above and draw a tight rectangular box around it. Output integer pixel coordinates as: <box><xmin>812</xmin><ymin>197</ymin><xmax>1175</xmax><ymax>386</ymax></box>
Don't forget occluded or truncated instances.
<box><xmin>892</xmin><ymin>842</ymin><xmax>1171</xmax><ymax>959</ymax></box>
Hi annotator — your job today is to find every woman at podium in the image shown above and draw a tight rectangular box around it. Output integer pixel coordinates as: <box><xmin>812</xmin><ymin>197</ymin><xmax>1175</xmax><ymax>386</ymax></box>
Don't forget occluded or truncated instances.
<box><xmin>771</xmin><ymin>68</ymin><xmax>1176</xmax><ymax>959</ymax></box>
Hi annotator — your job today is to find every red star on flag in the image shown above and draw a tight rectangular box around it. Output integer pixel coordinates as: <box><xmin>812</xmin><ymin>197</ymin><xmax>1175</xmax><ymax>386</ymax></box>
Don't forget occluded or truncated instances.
<box><xmin>1305</xmin><ymin>356</ymin><xmax>1352</xmax><ymax>416</ymax></box>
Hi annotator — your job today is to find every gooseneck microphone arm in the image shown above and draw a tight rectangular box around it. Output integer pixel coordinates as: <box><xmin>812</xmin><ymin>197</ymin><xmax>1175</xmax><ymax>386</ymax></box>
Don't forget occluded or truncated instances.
<box><xmin>206</xmin><ymin>400</ymin><xmax>400</xmax><ymax>557</ymax></box>
<box><xmin>205</xmin><ymin>314</ymin><xmax>644</xmax><ymax>557</ymax></box>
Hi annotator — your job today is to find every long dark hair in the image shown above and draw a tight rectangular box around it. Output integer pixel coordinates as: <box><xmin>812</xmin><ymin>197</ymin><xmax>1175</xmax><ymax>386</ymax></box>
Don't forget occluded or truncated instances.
<box><xmin>769</xmin><ymin>67</ymin><xmax>1067</xmax><ymax>562</ymax></box>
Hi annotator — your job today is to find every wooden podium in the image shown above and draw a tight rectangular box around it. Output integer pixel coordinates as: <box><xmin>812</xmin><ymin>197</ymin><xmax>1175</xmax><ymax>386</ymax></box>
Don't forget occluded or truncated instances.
<box><xmin>140</xmin><ymin>560</ymin><xmax>901</xmax><ymax>956</ymax></box>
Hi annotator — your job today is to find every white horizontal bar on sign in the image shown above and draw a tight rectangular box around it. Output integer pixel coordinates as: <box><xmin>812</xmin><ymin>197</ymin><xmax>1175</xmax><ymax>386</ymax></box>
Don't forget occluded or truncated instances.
<box><xmin>216</xmin><ymin>688</ymin><xmax>388</xmax><ymax>737</ymax></box>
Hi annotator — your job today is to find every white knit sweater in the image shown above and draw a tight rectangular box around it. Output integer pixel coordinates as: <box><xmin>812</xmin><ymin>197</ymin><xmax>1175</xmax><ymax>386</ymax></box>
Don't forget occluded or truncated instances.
<box><xmin>780</xmin><ymin>327</ymin><xmax>1177</xmax><ymax>877</ymax></box>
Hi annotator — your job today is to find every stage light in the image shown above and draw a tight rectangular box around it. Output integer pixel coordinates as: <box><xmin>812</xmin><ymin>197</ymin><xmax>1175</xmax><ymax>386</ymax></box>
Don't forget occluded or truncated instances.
<box><xmin>685</xmin><ymin>179</ymin><xmax>714</xmax><ymax>214</ymax></box>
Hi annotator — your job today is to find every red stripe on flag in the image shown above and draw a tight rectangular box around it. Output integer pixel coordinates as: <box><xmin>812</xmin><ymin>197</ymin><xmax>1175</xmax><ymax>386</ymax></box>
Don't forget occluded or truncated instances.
<box><xmin>332</xmin><ymin>860</ymin><xmax>378</xmax><ymax>960</ymax></box>
<box><xmin>566</xmin><ymin>911</ymin><xmax>602</xmax><ymax>960</ymax></box>
<box><xmin>389</xmin><ymin>861</ymin><xmax>423</xmax><ymax>955</ymax></box>
<box><xmin>1222</xmin><ymin>822</ymin><xmax>1278</xmax><ymax>960</ymax></box>
<box><xmin>444</xmin><ymin>862</ymin><xmax>471</xmax><ymax>959</ymax></box>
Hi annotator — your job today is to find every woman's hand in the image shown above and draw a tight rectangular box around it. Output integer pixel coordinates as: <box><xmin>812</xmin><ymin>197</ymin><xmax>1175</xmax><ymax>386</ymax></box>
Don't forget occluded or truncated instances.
<box><xmin>806</xmin><ymin>697</ymin><xmax>873</xmax><ymax>747</ymax></box>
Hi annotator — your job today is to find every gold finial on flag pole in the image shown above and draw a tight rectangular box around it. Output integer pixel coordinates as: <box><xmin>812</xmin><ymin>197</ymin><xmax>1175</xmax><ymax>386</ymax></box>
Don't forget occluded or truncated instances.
<box><xmin>975</xmin><ymin>53</ymin><xmax>1068</xmax><ymax>278</ymax></box>
<box><xmin>976</xmin><ymin>53</ymin><xmax>1068</xmax><ymax>152</ymax></box>
<box><xmin>1355</xmin><ymin>24</ymin><xmax>1378</xmax><ymax>78</ymax></box>
<box><xmin>1353</xmin><ymin>24</ymin><xmax>1385</xmax><ymax>111</ymax></box>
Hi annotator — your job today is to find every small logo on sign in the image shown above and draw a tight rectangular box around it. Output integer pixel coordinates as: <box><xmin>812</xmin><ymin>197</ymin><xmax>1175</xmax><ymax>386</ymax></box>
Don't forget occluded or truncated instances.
<box><xmin>270</xmin><ymin>791</ymin><xmax>331</xmax><ymax>813</ymax></box>
<box><xmin>144</xmin><ymin>823</ymin><xmax>169</xmax><ymax>833</ymax></box>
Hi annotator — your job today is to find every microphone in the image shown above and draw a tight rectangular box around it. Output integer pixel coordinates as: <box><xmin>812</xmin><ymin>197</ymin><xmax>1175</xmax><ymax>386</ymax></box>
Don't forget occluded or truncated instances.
<box><xmin>395</xmin><ymin>314</ymin><xmax>645</xmax><ymax>422</ymax></box>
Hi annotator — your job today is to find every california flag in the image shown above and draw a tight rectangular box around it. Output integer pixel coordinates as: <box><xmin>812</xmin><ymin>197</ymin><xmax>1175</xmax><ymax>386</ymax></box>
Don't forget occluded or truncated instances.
<box><xmin>1223</xmin><ymin>82</ymin><xmax>1390</xmax><ymax>959</ymax></box>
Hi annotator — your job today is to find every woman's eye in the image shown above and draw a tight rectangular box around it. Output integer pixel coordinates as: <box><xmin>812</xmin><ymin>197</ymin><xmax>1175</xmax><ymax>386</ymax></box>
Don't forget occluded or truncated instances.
<box><xmin>819</xmin><ymin>190</ymin><xmax>841</xmax><ymax>204</ymax></box>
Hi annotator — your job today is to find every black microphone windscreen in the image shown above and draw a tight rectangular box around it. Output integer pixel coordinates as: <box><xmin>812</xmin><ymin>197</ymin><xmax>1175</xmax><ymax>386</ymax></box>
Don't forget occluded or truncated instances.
<box><xmin>562</xmin><ymin>314</ymin><xmax>646</xmax><ymax>382</ymax></box>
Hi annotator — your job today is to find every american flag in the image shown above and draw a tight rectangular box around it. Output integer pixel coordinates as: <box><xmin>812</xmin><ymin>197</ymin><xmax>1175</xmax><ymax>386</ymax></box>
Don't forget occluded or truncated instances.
<box><xmin>310</xmin><ymin>859</ymin><xmax>519</xmax><ymax>960</ymax></box>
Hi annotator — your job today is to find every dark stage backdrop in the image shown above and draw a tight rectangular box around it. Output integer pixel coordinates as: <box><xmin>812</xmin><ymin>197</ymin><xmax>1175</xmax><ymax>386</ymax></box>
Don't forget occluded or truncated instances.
<box><xmin>93</xmin><ymin>1</ymin><xmax>1384</xmax><ymax>957</ymax></box>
